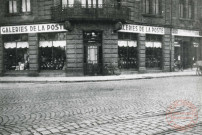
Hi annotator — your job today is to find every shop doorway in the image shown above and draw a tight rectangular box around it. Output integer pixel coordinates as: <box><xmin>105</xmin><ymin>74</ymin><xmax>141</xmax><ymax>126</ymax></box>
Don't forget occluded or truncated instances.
<box><xmin>83</xmin><ymin>31</ymin><xmax>103</xmax><ymax>76</ymax></box>
<box><xmin>182</xmin><ymin>41</ymin><xmax>198</xmax><ymax>69</ymax></box>
<box><xmin>174</xmin><ymin>39</ymin><xmax>198</xmax><ymax>69</ymax></box>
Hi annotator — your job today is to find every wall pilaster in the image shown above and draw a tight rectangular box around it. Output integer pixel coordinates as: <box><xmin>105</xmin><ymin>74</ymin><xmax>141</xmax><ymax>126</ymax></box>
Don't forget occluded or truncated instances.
<box><xmin>28</xmin><ymin>33</ymin><xmax>39</xmax><ymax>76</ymax></box>
<box><xmin>138</xmin><ymin>33</ymin><xmax>146</xmax><ymax>73</ymax></box>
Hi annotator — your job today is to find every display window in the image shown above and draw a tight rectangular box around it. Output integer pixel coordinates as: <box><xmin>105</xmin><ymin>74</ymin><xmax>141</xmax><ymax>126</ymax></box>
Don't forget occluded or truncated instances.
<box><xmin>39</xmin><ymin>33</ymin><xmax>66</xmax><ymax>70</ymax></box>
<box><xmin>145</xmin><ymin>35</ymin><xmax>162</xmax><ymax>69</ymax></box>
<box><xmin>174</xmin><ymin>37</ymin><xmax>199</xmax><ymax>69</ymax></box>
<box><xmin>118</xmin><ymin>33</ymin><xmax>138</xmax><ymax>70</ymax></box>
<box><xmin>3</xmin><ymin>34</ymin><xmax>29</xmax><ymax>71</ymax></box>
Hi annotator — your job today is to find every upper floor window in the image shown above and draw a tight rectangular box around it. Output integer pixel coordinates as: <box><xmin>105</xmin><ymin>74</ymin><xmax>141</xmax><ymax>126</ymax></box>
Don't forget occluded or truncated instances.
<box><xmin>9</xmin><ymin>0</ymin><xmax>17</xmax><ymax>13</ymax></box>
<box><xmin>7</xmin><ymin>0</ymin><xmax>31</xmax><ymax>14</ymax></box>
<box><xmin>144</xmin><ymin>0</ymin><xmax>162</xmax><ymax>15</ymax></box>
<box><xmin>61</xmin><ymin>0</ymin><xmax>103</xmax><ymax>8</ymax></box>
<box><xmin>179</xmin><ymin>0</ymin><xmax>185</xmax><ymax>18</ymax></box>
<box><xmin>188</xmin><ymin>0</ymin><xmax>194</xmax><ymax>19</ymax></box>
<box><xmin>22</xmin><ymin>0</ymin><xmax>31</xmax><ymax>12</ymax></box>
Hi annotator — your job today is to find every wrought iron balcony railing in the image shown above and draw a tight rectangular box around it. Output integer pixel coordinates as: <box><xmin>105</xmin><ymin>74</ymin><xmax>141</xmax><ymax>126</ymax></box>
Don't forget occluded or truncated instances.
<box><xmin>51</xmin><ymin>4</ymin><xmax>130</xmax><ymax>21</ymax></box>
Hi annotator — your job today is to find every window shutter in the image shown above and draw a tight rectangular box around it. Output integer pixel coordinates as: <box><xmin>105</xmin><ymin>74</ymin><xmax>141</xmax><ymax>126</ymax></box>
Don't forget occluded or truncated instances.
<box><xmin>183</xmin><ymin>0</ymin><xmax>186</xmax><ymax>18</ymax></box>
<box><xmin>159</xmin><ymin>0</ymin><xmax>162</xmax><ymax>15</ymax></box>
<box><xmin>149</xmin><ymin>0</ymin><xmax>152</xmax><ymax>14</ymax></box>
<box><xmin>191</xmin><ymin>1</ymin><xmax>194</xmax><ymax>19</ymax></box>
<box><xmin>6</xmin><ymin>1</ymin><xmax>9</xmax><ymax>13</ymax></box>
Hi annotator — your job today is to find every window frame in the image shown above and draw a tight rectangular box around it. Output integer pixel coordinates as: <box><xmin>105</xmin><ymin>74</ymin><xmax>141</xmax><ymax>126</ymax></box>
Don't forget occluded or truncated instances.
<box><xmin>144</xmin><ymin>0</ymin><xmax>162</xmax><ymax>16</ymax></box>
<box><xmin>7</xmin><ymin>0</ymin><xmax>32</xmax><ymax>15</ymax></box>
<box><xmin>188</xmin><ymin>0</ymin><xmax>194</xmax><ymax>19</ymax></box>
<box><xmin>61</xmin><ymin>0</ymin><xmax>103</xmax><ymax>8</ymax></box>
<box><xmin>3</xmin><ymin>34</ymin><xmax>30</xmax><ymax>71</ymax></box>
<box><xmin>179</xmin><ymin>0</ymin><xmax>186</xmax><ymax>18</ymax></box>
<box><xmin>39</xmin><ymin>33</ymin><xmax>66</xmax><ymax>71</ymax></box>
<box><xmin>22</xmin><ymin>0</ymin><xmax>31</xmax><ymax>13</ymax></box>
<box><xmin>8</xmin><ymin>0</ymin><xmax>18</xmax><ymax>14</ymax></box>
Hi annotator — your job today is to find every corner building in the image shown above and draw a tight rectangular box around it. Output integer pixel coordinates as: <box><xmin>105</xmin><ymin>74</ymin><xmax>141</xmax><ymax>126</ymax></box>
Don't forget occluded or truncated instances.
<box><xmin>0</xmin><ymin>0</ymin><xmax>201</xmax><ymax>77</ymax></box>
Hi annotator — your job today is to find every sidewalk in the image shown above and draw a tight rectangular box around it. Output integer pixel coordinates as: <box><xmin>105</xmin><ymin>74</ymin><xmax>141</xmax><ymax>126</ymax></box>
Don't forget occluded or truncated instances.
<box><xmin>0</xmin><ymin>69</ymin><xmax>198</xmax><ymax>83</ymax></box>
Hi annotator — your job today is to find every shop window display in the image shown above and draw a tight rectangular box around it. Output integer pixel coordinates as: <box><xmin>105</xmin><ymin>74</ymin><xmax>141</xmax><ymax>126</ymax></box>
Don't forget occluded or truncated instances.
<box><xmin>118</xmin><ymin>33</ymin><xmax>138</xmax><ymax>70</ymax></box>
<box><xmin>4</xmin><ymin>34</ymin><xmax>29</xmax><ymax>71</ymax></box>
<box><xmin>174</xmin><ymin>37</ymin><xmax>199</xmax><ymax>69</ymax></box>
<box><xmin>39</xmin><ymin>33</ymin><xmax>66</xmax><ymax>70</ymax></box>
<box><xmin>146</xmin><ymin>35</ymin><xmax>162</xmax><ymax>69</ymax></box>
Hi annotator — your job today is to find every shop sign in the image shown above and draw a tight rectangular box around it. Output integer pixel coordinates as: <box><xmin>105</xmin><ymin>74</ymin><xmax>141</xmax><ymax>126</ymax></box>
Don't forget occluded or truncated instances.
<box><xmin>119</xmin><ymin>24</ymin><xmax>165</xmax><ymax>35</ymax></box>
<box><xmin>193</xmin><ymin>42</ymin><xmax>199</xmax><ymax>47</ymax></box>
<box><xmin>174</xmin><ymin>42</ymin><xmax>180</xmax><ymax>47</ymax></box>
<box><xmin>172</xmin><ymin>29</ymin><xmax>201</xmax><ymax>37</ymax></box>
<box><xmin>0</xmin><ymin>23</ymin><xmax>67</xmax><ymax>35</ymax></box>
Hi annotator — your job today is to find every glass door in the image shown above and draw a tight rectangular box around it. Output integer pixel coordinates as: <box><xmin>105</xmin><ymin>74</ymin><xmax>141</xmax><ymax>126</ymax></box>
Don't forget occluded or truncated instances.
<box><xmin>83</xmin><ymin>31</ymin><xmax>102</xmax><ymax>75</ymax></box>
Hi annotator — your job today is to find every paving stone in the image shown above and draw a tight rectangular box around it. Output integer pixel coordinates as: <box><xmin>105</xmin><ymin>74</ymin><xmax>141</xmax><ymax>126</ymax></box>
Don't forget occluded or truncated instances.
<box><xmin>50</xmin><ymin>128</ymin><xmax>60</xmax><ymax>133</ymax></box>
<box><xmin>0</xmin><ymin>77</ymin><xmax>201</xmax><ymax>135</ymax></box>
<box><xmin>41</xmin><ymin>131</ymin><xmax>51</xmax><ymax>135</ymax></box>
<box><xmin>21</xmin><ymin>131</ymin><xmax>32</xmax><ymax>135</ymax></box>
<box><xmin>36</xmin><ymin>128</ymin><xmax>46</xmax><ymax>132</ymax></box>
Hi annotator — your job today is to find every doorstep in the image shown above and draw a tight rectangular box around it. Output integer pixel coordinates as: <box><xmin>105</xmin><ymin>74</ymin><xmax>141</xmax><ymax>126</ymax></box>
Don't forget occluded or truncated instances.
<box><xmin>4</xmin><ymin>71</ymin><xmax>29</xmax><ymax>76</ymax></box>
<box><xmin>39</xmin><ymin>70</ymin><xmax>66</xmax><ymax>77</ymax></box>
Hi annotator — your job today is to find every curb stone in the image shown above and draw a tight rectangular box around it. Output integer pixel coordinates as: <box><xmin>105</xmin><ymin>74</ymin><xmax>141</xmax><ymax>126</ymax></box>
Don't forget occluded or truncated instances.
<box><xmin>0</xmin><ymin>73</ymin><xmax>196</xmax><ymax>83</ymax></box>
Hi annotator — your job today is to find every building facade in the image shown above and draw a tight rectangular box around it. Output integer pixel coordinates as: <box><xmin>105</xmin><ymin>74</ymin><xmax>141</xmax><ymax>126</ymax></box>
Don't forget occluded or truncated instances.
<box><xmin>0</xmin><ymin>0</ymin><xmax>201</xmax><ymax>76</ymax></box>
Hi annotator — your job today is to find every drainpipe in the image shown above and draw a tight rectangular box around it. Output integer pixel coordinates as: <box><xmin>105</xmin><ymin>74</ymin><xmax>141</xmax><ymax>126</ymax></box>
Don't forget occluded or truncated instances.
<box><xmin>170</xmin><ymin>0</ymin><xmax>173</xmax><ymax>72</ymax></box>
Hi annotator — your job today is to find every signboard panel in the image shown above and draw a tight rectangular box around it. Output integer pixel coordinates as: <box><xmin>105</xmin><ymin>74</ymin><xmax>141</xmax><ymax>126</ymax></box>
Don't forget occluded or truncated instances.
<box><xmin>172</xmin><ymin>29</ymin><xmax>201</xmax><ymax>37</ymax></box>
<box><xmin>119</xmin><ymin>24</ymin><xmax>165</xmax><ymax>35</ymax></box>
<box><xmin>0</xmin><ymin>23</ymin><xmax>67</xmax><ymax>35</ymax></box>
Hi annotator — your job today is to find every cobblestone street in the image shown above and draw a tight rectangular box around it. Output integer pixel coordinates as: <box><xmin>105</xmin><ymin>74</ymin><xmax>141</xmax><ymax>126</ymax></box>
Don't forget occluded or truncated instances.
<box><xmin>0</xmin><ymin>76</ymin><xmax>201</xmax><ymax>135</ymax></box>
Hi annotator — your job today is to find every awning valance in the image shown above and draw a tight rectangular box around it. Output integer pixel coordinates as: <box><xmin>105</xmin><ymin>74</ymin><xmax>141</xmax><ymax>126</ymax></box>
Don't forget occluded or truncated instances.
<box><xmin>118</xmin><ymin>41</ymin><xmax>127</xmax><ymax>47</ymax></box>
<box><xmin>17</xmin><ymin>42</ymin><xmax>29</xmax><ymax>48</ymax></box>
<box><xmin>118</xmin><ymin>40</ymin><xmax>137</xmax><ymax>47</ymax></box>
<box><xmin>4</xmin><ymin>42</ymin><xmax>29</xmax><ymax>49</ymax></box>
<box><xmin>39</xmin><ymin>41</ymin><xmax>52</xmax><ymax>48</ymax></box>
<box><xmin>146</xmin><ymin>42</ymin><xmax>162</xmax><ymax>48</ymax></box>
<box><xmin>53</xmin><ymin>41</ymin><xmax>66</xmax><ymax>48</ymax></box>
<box><xmin>39</xmin><ymin>41</ymin><xmax>66</xmax><ymax>48</ymax></box>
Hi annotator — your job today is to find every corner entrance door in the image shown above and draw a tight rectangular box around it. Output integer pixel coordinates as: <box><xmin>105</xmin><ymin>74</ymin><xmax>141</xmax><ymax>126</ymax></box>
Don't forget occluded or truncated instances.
<box><xmin>83</xmin><ymin>31</ymin><xmax>102</xmax><ymax>76</ymax></box>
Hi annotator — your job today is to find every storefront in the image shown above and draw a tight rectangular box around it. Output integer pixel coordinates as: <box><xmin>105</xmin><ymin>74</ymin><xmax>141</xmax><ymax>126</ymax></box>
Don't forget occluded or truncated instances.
<box><xmin>172</xmin><ymin>29</ymin><xmax>201</xmax><ymax>69</ymax></box>
<box><xmin>0</xmin><ymin>22</ymin><xmax>118</xmax><ymax>76</ymax></box>
<box><xmin>39</xmin><ymin>32</ymin><xmax>66</xmax><ymax>70</ymax></box>
<box><xmin>3</xmin><ymin>23</ymin><xmax>198</xmax><ymax>76</ymax></box>
<box><xmin>145</xmin><ymin>35</ymin><xmax>162</xmax><ymax>70</ymax></box>
<box><xmin>118</xmin><ymin>32</ymin><xmax>138</xmax><ymax>71</ymax></box>
<box><xmin>3</xmin><ymin>34</ymin><xmax>29</xmax><ymax>71</ymax></box>
<box><xmin>0</xmin><ymin>23</ymin><xmax>67</xmax><ymax>76</ymax></box>
<box><xmin>119</xmin><ymin>24</ymin><xmax>166</xmax><ymax>73</ymax></box>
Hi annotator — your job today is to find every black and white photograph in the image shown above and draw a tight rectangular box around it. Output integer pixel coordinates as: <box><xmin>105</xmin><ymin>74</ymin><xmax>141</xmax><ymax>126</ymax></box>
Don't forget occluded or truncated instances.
<box><xmin>0</xmin><ymin>0</ymin><xmax>201</xmax><ymax>135</ymax></box>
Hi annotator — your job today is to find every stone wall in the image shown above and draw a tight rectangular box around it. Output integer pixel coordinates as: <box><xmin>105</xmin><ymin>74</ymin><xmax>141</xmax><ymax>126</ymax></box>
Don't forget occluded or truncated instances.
<box><xmin>0</xmin><ymin>0</ymin><xmax>51</xmax><ymax>25</ymax></box>
<box><xmin>0</xmin><ymin>35</ymin><xmax>3</xmax><ymax>76</ymax></box>
<box><xmin>171</xmin><ymin>0</ymin><xmax>201</xmax><ymax>30</ymax></box>
<box><xmin>103</xmin><ymin>29</ymin><xmax>118</xmax><ymax>66</ymax></box>
<box><xmin>162</xmin><ymin>28</ymin><xmax>172</xmax><ymax>72</ymax></box>
<box><xmin>66</xmin><ymin>26</ymin><xmax>84</xmax><ymax>76</ymax></box>
<box><xmin>65</xmin><ymin>22</ymin><xmax>118</xmax><ymax>76</ymax></box>
<box><xmin>138</xmin><ymin>33</ymin><xmax>146</xmax><ymax>73</ymax></box>
<box><xmin>0</xmin><ymin>0</ymin><xmax>201</xmax><ymax>31</ymax></box>
<box><xmin>28</xmin><ymin>33</ymin><xmax>39</xmax><ymax>76</ymax></box>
